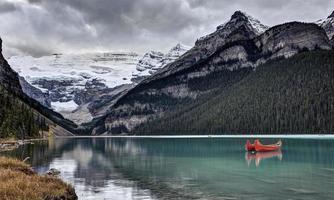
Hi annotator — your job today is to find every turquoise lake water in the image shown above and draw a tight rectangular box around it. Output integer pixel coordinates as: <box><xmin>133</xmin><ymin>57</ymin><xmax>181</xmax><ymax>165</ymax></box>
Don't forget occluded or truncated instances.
<box><xmin>2</xmin><ymin>138</ymin><xmax>334</xmax><ymax>200</ymax></box>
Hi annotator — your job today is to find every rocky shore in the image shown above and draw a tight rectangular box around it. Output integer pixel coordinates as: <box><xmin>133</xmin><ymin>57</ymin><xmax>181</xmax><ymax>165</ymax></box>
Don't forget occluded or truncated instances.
<box><xmin>0</xmin><ymin>138</ymin><xmax>47</xmax><ymax>152</ymax></box>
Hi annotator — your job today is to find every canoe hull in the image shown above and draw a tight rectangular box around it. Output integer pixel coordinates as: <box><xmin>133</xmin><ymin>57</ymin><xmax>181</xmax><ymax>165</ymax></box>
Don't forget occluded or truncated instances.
<box><xmin>254</xmin><ymin>140</ymin><xmax>282</xmax><ymax>152</ymax></box>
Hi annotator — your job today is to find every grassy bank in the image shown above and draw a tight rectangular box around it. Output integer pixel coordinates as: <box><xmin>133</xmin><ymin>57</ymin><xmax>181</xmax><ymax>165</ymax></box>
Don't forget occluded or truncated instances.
<box><xmin>0</xmin><ymin>156</ymin><xmax>77</xmax><ymax>200</ymax></box>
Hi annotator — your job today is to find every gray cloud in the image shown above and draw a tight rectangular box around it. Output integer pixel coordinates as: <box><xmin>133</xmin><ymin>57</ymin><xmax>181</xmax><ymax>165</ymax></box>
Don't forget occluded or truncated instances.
<box><xmin>0</xmin><ymin>0</ymin><xmax>333</xmax><ymax>57</ymax></box>
<box><xmin>0</xmin><ymin>1</ymin><xmax>19</xmax><ymax>13</ymax></box>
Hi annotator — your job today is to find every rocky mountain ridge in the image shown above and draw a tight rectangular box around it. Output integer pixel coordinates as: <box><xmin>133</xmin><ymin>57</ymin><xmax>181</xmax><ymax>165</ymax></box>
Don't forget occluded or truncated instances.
<box><xmin>145</xmin><ymin>11</ymin><xmax>269</xmax><ymax>84</ymax></box>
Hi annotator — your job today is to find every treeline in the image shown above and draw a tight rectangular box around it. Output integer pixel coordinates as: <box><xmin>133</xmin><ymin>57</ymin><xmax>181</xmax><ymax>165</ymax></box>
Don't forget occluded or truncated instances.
<box><xmin>0</xmin><ymin>85</ymin><xmax>48</xmax><ymax>139</ymax></box>
<box><xmin>135</xmin><ymin>50</ymin><xmax>334</xmax><ymax>134</ymax></box>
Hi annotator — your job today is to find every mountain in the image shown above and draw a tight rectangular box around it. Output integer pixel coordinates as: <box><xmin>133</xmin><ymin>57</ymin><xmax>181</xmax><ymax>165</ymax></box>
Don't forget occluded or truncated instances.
<box><xmin>91</xmin><ymin>11</ymin><xmax>331</xmax><ymax>135</ymax></box>
<box><xmin>0</xmin><ymin>38</ymin><xmax>77</xmax><ymax>137</ymax></box>
<box><xmin>19</xmin><ymin>76</ymin><xmax>51</xmax><ymax>108</ymax></box>
<box><xmin>317</xmin><ymin>11</ymin><xmax>334</xmax><ymax>41</ymax></box>
<box><xmin>6</xmin><ymin>10</ymin><xmax>334</xmax><ymax>136</ymax></box>
<box><xmin>145</xmin><ymin>11</ymin><xmax>269</xmax><ymax>83</ymax></box>
<box><xmin>135</xmin><ymin>50</ymin><xmax>334</xmax><ymax>134</ymax></box>
<box><xmin>9</xmin><ymin>44</ymin><xmax>189</xmax><ymax>124</ymax></box>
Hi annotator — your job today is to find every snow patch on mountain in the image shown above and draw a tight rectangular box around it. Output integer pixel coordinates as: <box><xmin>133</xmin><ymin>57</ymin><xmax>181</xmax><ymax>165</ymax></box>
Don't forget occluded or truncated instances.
<box><xmin>133</xmin><ymin>44</ymin><xmax>190</xmax><ymax>80</ymax></box>
<box><xmin>51</xmin><ymin>100</ymin><xmax>78</xmax><ymax>112</ymax></box>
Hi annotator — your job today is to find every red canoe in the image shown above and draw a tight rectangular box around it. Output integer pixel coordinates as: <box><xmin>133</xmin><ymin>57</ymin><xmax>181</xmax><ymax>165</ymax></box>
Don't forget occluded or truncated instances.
<box><xmin>245</xmin><ymin>139</ymin><xmax>282</xmax><ymax>152</ymax></box>
<box><xmin>254</xmin><ymin>139</ymin><xmax>282</xmax><ymax>152</ymax></box>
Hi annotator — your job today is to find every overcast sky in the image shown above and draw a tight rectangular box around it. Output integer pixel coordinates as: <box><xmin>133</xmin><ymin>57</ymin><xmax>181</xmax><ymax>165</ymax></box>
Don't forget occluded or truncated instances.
<box><xmin>0</xmin><ymin>0</ymin><xmax>333</xmax><ymax>57</ymax></box>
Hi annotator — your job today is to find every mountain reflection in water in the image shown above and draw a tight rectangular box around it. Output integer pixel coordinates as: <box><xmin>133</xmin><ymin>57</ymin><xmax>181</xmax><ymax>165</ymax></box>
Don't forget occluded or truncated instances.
<box><xmin>2</xmin><ymin>138</ymin><xmax>334</xmax><ymax>200</ymax></box>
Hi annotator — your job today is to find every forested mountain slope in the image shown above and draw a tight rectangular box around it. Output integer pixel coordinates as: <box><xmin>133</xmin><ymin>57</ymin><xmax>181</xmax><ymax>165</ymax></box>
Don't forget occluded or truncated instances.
<box><xmin>0</xmin><ymin>38</ymin><xmax>78</xmax><ymax>138</ymax></box>
<box><xmin>95</xmin><ymin>19</ymin><xmax>331</xmax><ymax>135</ymax></box>
<box><xmin>135</xmin><ymin>50</ymin><xmax>334</xmax><ymax>134</ymax></box>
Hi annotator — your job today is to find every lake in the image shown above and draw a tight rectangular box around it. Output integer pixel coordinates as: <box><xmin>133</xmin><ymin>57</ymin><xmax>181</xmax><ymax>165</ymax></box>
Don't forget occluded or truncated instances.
<box><xmin>2</xmin><ymin>137</ymin><xmax>334</xmax><ymax>200</ymax></box>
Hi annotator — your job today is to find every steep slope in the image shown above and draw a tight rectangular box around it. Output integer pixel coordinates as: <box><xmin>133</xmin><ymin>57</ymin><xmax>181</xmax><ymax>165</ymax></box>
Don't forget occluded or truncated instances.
<box><xmin>0</xmin><ymin>38</ymin><xmax>77</xmax><ymax>137</ymax></box>
<box><xmin>136</xmin><ymin>50</ymin><xmax>334</xmax><ymax>134</ymax></box>
<box><xmin>0</xmin><ymin>40</ymin><xmax>21</xmax><ymax>94</ymax></box>
<box><xmin>19</xmin><ymin>76</ymin><xmax>51</xmax><ymax>108</ymax></box>
<box><xmin>317</xmin><ymin>11</ymin><xmax>334</xmax><ymax>41</ymax></box>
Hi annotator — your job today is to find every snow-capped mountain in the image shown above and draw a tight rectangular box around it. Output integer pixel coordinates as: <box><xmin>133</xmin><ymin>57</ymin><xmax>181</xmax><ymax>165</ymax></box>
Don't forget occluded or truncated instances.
<box><xmin>98</xmin><ymin>11</ymin><xmax>331</xmax><ymax>135</ymax></box>
<box><xmin>195</xmin><ymin>11</ymin><xmax>269</xmax><ymax>56</ymax></box>
<box><xmin>133</xmin><ymin>43</ymin><xmax>190</xmax><ymax>81</ymax></box>
<box><xmin>316</xmin><ymin>11</ymin><xmax>334</xmax><ymax>40</ymax></box>
<box><xmin>141</xmin><ymin>11</ymin><xmax>270</xmax><ymax>84</ymax></box>
<box><xmin>8</xmin><ymin>44</ymin><xmax>189</xmax><ymax>124</ymax></box>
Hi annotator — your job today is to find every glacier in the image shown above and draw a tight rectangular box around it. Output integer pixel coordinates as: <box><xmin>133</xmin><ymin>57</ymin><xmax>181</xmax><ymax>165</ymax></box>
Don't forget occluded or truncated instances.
<box><xmin>8</xmin><ymin>44</ymin><xmax>190</xmax><ymax>124</ymax></box>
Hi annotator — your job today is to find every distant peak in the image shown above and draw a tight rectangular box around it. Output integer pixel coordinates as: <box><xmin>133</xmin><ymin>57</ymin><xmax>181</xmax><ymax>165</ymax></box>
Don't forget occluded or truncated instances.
<box><xmin>328</xmin><ymin>11</ymin><xmax>334</xmax><ymax>18</ymax></box>
<box><xmin>216</xmin><ymin>10</ymin><xmax>269</xmax><ymax>34</ymax></box>
<box><xmin>231</xmin><ymin>10</ymin><xmax>248</xmax><ymax>20</ymax></box>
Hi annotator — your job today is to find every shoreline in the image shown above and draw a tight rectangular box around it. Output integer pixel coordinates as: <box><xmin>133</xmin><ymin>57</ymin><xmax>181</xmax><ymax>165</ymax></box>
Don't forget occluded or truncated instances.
<box><xmin>0</xmin><ymin>138</ymin><xmax>48</xmax><ymax>152</ymax></box>
<box><xmin>56</xmin><ymin>134</ymin><xmax>334</xmax><ymax>139</ymax></box>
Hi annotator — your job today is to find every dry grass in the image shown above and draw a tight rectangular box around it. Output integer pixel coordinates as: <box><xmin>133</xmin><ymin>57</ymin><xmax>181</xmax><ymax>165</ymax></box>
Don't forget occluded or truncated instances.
<box><xmin>0</xmin><ymin>138</ymin><xmax>17</xmax><ymax>145</ymax></box>
<box><xmin>0</xmin><ymin>157</ymin><xmax>77</xmax><ymax>200</ymax></box>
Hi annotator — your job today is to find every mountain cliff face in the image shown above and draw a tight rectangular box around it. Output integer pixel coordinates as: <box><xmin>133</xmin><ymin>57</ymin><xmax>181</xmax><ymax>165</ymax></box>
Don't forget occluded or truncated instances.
<box><xmin>318</xmin><ymin>11</ymin><xmax>334</xmax><ymax>41</ymax></box>
<box><xmin>0</xmin><ymin>38</ymin><xmax>22</xmax><ymax>94</ymax></box>
<box><xmin>96</xmin><ymin>12</ymin><xmax>331</xmax><ymax>135</ymax></box>
<box><xmin>19</xmin><ymin>76</ymin><xmax>51</xmax><ymax>108</ymax></box>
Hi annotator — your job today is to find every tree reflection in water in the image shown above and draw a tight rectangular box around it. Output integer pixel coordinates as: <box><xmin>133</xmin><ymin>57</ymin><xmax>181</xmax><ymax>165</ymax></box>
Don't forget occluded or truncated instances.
<box><xmin>245</xmin><ymin>151</ymin><xmax>283</xmax><ymax>167</ymax></box>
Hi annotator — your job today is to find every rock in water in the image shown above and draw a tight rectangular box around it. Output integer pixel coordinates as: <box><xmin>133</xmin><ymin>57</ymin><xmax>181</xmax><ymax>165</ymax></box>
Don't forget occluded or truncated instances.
<box><xmin>46</xmin><ymin>168</ymin><xmax>61</xmax><ymax>176</ymax></box>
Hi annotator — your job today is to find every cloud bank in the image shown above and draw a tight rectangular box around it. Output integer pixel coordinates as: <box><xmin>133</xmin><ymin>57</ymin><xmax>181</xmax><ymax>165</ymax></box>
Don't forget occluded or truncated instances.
<box><xmin>0</xmin><ymin>0</ymin><xmax>333</xmax><ymax>57</ymax></box>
